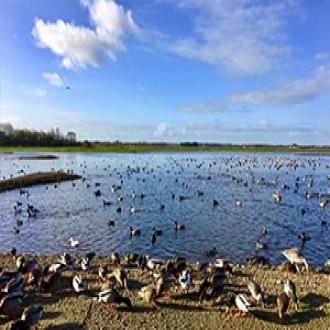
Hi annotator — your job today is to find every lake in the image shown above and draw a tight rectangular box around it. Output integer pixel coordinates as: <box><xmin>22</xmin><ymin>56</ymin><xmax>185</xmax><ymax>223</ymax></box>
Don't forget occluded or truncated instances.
<box><xmin>0</xmin><ymin>152</ymin><xmax>329</xmax><ymax>266</ymax></box>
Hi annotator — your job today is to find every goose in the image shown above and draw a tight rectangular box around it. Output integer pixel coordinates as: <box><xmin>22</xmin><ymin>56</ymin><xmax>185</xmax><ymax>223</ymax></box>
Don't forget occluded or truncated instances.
<box><xmin>72</xmin><ymin>275</ymin><xmax>85</xmax><ymax>293</ymax></box>
<box><xmin>69</xmin><ymin>237</ymin><xmax>79</xmax><ymax>248</ymax></box>
<box><xmin>206</xmin><ymin>247</ymin><xmax>217</xmax><ymax>257</ymax></box>
<box><xmin>10</xmin><ymin>304</ymin><xmax>43</xmax><ymax>330</ymax></box>
<box><xmin>3</xmin><ymin>277</ymin><xmax>24</xmax><ymax>293</ymax></box>
<box><xmin>282</xmin><ymin>248</ymin><xmax>309</xmax><ymax>273</ymax></box>
<box><xmin>247</xmin><ymin>280</ymin><xmax>265</xmax><ymax>307</ymax></box>
<box><xmin>283</xmin><ymin>279</ymin><xmax>298</xmax><ymax>310</ymax></box>
<box><xmin>174</xmin><ymin>221</ymin><xmax>185</xmax><ymax>230</ymax></box>
<box><xmin>129</xmin><ymin>227</ymin><xmax>141</xmax><ymax>236</ymax></box>
<box><xmin>277</xmin><ymin>292</ymin><xmax>289</xmax><ymax>320</ymax></box>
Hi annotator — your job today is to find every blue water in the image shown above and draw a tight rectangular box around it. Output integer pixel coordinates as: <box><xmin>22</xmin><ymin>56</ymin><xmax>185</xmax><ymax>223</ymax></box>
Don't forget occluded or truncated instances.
<box><xmin>0</xmin><ymin>152</ymin><xmax>329</xmax><ymax>266</ymax></box>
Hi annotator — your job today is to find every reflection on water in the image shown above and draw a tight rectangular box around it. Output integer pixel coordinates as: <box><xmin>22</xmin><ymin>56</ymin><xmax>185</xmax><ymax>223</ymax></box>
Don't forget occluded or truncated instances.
<box><xmin>0</xmin><ymin>152</ymin><xmax>329</xmax><ymax>266</ymax></box>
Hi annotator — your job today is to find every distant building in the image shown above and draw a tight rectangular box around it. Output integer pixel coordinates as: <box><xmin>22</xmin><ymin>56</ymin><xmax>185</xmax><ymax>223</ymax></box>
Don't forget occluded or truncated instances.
<box><xmin>0</xmin><ymin>122</ymin><xmax>14</xmax><ymax>135</ymax></box>
<box><xmin>66</xmin><ymin>131</ymin><xmax>77</xmax><ymax>142</ymax></box>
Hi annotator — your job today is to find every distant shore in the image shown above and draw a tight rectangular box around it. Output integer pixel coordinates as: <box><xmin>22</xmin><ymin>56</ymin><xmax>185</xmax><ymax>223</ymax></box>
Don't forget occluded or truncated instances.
<box><xmin>1</xmin><ymin>144</ymin><xmax>330</xmax><ymax>154</ymax></box>
<box><xmin>0</xmin><ymin>254</ymin><xmax>329</xmax><ymax>329</ymax></box>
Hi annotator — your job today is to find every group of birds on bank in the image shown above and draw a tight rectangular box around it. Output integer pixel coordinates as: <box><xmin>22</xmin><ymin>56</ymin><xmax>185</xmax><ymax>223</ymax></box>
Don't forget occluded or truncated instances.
<box><xmin>0</xmin><ymin>245</ymin><xmax>311</xmax><ymax>329</ymax></box>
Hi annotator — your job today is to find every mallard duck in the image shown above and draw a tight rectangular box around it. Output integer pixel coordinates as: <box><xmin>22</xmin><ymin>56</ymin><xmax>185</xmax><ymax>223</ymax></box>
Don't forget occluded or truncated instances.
<box><xmin>247</xmin><ymin>280</ymin><xmax>265</xmax><ymax>307</ymax></box>
<box><xmin>152</xmin><ymin>227</ymin><xmax>162</xmax><ymax>236</ymax></box>
<box><xmin>98</xmin><ymin>287</ymin><xmax>132</xmax><ymax>311</ymax></box>
<box><xmin>138</xmin><ymin>286</ymin><xmax>157</xmax><ymax>307</ymax></box>
<box><xmin>174</xmin><ymin>221</ymin><xmax>185</xmax><ymax>230</ymax></box>
<box><xmin>3</xmin><ymin>277</ymin><xmax>24</xmax><ymax>294</ymax></box>
<box><xmin>283</xmin><ymin>279</ymin><xmax>298</xmax><ymax>310</ymax></box>
<box><xmin>229</xmin><ymin>294</ymin><xmax>251</xmax><ymax>317</ymax></box>
<box><xmin>110</xmin><ymin>252</ymin><xmax>120</xmax><ymax>265</ymax></box>
<box><xmin>178</xmin><ymin>270</ymin><xmax>192</xmax><ymax>292</ymax></box>
<box><xmin>282</xmin><ymin>248</ymin><xmax>309</xmax><ymax>273</ymax></box>
<box><xmin>206</xmin><ymin>247</ymin><xmax>217</xmax><ymax>257</ymax></box>
<box><xmin>72</xmin><ymin>275</ymin><xmax>85</xmax><ymax>293</ymax></box>
<box><xmin>10</xmin><ymin>304</ymin><xmax>43</xmax><ymax>329</ymax></box>
<box><xmin>277</xmin><ymin>292</ymin><xmax>289</xmax><ymax>320</ymax></box>
<box><xmin>273</xmin><ymin>191</ymin><xmax>281</xmax><ymax>202</ymax></box>
<box><xmin>129</xmin><ymin>227</ymin><xmax>141</xmax><ymax>236</ymax></box>
<box><xmin>235</xmin><ymin>200</ymin><xmax>242</xmax><ymax>207</ymax></box>
<box><xmin>111</xmin><ymin>267</ymin><xmax>128</xmax><ymax>289</ymax></box>
<box><xmin>0</xmin><ymin>292</ymin><xmax>23</xmax><ymax>319</ymax></box>
<box><xmin>98</xmin><ymin>265</ymin><xmax>108</xmax><ymax>282</ymax></box>
<box><xmin>69</xmin><ymin>237</ymin><xmax>79</xmax><ymax>248</ymax></box>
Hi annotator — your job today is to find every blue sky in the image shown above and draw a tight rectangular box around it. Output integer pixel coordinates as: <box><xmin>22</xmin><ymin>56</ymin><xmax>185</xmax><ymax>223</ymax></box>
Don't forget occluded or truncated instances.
<box><xmin>1</xmin><ymin>0</ymin><xmax>330</xmax><ymax>144</ymax></box>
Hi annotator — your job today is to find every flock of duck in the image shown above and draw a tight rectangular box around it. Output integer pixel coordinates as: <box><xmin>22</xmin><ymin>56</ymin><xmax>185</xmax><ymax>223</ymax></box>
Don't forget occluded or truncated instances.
<box><xmin>0</xmin><ymin>244</ymin><xmax>316</xmax><ymax>328</ymax></box>
<box><xmin>0</xmin><ymin>154</ymin><xmax>330</xmax><ymax>327</ymax></box>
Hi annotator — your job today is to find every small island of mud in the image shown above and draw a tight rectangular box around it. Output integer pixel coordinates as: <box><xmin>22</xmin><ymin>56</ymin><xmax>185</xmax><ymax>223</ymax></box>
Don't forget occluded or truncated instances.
<box><xmin>0</xmin><ymin>171</ymin><xmax>82</xmax><ymax>192</ymax></box>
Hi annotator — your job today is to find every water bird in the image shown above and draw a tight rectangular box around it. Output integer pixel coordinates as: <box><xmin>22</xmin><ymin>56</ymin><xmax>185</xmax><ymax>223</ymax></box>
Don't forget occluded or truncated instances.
<box><xmin>174</xmin><ymin>221</ymin><xmax>185</xmax><ymax>230</ymax></box>
<box><xmin>72</xmin><ymin>275</ymin><xmax>85</xmax><ymax>293</ymax></box>
<box><xmin>129</xmin><ymin>227</ymin><xmax>141</xmax><ymax>236</ymax></box>
<box><xmin>235</xmin><ymin>200</ymin><xmax>242</xmax><ymax>207</ymax></box>
<box><xmin>247</xmin><ymin>280</ymin><xmax>265</xmax><ymax>307</ymax></box>
<box><xmin>277</xmin><ymin>292</ymin><xmax>289</xmax><ymax>320</ymax></box>
<box><xmin>282</xmin><ymin>248</ymin><xmax>309</xmax><ymax>273</ymax></box>
<box><xmin>283</xmin><ymin>279</ymin><xmax>298</xmax><ymax>310</ymax></box>
<box><xmin>69</xmin><ymin>237</ymin><xmax>79</xmax><ymax>248</ymax></box>
<box><xmin>11</xmin><ymin>304</ymin><xmax>43</xmax><ymax>330</ymax></box>
<box><xmin>97</xmin><ymin>286</ymin><xmax>132</xmax><ymax>311</ymax></box>
<box><xmin>0</xmin><ymin>292</ymin><xmax>24</xmax><ymax>320</ymax></box>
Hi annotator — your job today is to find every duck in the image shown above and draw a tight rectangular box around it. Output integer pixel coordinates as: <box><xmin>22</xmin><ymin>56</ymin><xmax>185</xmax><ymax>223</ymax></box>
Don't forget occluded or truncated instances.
<box><xmin>98</xmin><ymin>265</ymin><xmax>108</xmax><ymax>282</ymax></box>
<box><xmin>152</xmin><ymin>227</ymin><xmax>162</xmax><ymax>236</ymax></box>
<box><xmin>69</xmin><ymin>237</ymin><xmax>79</xmax><ymax>248</ymax></box>
<box><xmin>261</xmin><ymin>226</ymin><xmax>267</xmax><ymax>236</ymax></box>
<box><xmin>138</xmin><ymin>285</ymin><xmax>158</xmax><ymax>308</ymax></box>
<box><xmin>0</xmin><ymin>292</ymin><xmax>24</xmax><ymax>319</ymax></box>
<box><xmin>103</xmin><ymin>199</ymin><xmax>112</xmax><ymax>206</ymax></box>
<box><xmin>319</xmin><ymin>199</ymin><xmax>327</xmax><ymax>208</ymax></box>
<box><xmin>97</xmin><ymin>286</ymin><xmax>132</xmax><ymax>311</ymax></box>
<box><xmin>228</xmin><ymin>293</ymin><xmax>252</xmax><ymax>317</ymax></box>
<box><xmin>178</xmin><ymin>270</ymin><xmax>192</xmax><ymax>292</ymax></box>
<box><xmin>282</xmin><ymin>248</ymin><xmax>309</xmax><ymax>273</ymax></box>
<box><xmin>247</xmin><ymin>280</ymin><xmax>265</xmax><ymax>307</ymax></box>
<box><xmin>273</xmin><ymin>191</ymin><xmax>282</xmax><ymax>202</ymax></box>
<box><xmin>10</xmin><ymin>304</ymin><xmax>43</xmax><ymax>330</ymax></box>
<box><xmin>107</xmin><ymin>220</ymin><xmax>115</xmax><ymax>227</ymax></box>
<box><xmin>129</xmin><ymin>206</ymin><xmax>137</xmax><ymax>214</ymax></box>
<box><xmin>298</xmin><ymin>232</ymin><xmax>310</xmax><ymax>244</ymax></box>
<box><xmin>283</xmin><ymin>279</ymin><xmax>298</xmax><ymax>310</ymax></box>
<box><xmin>72</xmin><ymin>275</ymin><xmax>85</xmax><ymax>293</ymax></box>
<box><xmin>256</xmin><ymin>240</ymin><xmax>268</xmax><ymax>250</ymax></box>
<box><xmin>39</xmin><ymin>271</ymin><xmax>61</xmax><ymax>293</ymax></box>
<box><xmin>212</xmin><ymin>199</ymin><xmax>219</xmax><ymax>207</ymax></box>
<box><xmin>2</xmin><ymin>277</ymin><xmax>24</xmax><ymax>294</ymax></box>
<box><xmin>235</xmin><ymin>200</ymin><xmax>242</xmax><ymax>207</ymax></box>
<box><xmin>129</xmin><ymin>227</ymin><xmax>141</xmax><ymax>236</ymax></box>
<box><xmin>110</xmin><ymin>252</ymin><xmax>120</xmax><ymax>265</ymax></box>
<box><xmin>110</xmin><ymin>266</ymin><xmax>128</xmax><ymax>289</ymax></box>
<box><xmin>174</xmin><ymin>221</ymin><xmax>185</xmax><ymax>231</ymax></box>
<box><xmin>277</xmin><ymin>292</ymin><xmax>289</xmax><ymax>320</ymax></box>
<box><xmin>206</xmin><ymin>247</ymin><xmax>217</xmax><ymax>257</ymax></box>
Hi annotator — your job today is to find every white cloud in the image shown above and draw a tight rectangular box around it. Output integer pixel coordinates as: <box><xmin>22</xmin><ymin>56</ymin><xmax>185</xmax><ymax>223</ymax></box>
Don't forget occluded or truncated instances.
<box><xmin>177</xmin><ymin>66</ymin><xmax>330</xmax><ymax>112</ymax></box>
<box><xmin>314</xmin><ymin>52</ymin><xmax>330</xmax><ymax>61</ymax></box>
<box><xmin>154</xmin><ymin>122</ymin><xmax>173</xmax><ymax>138</ymax></box>
<box><xmin>229</xmin><ymin>66</ymin><xmax>330</xmax><ymax>106</ymax></box>
<box><xmin>35</xmin><ymin>88</ymin><xmax>48</xmax><ymax>97</ymax></box>
<box><xmin>32</xmin><ymin>0</ymin><xmax>140</xmax><ymax>70</ymax></box>
<box><xmin>166</xmin><ymin>0</ymin><xmax>296</xmax><ymax>75</ymax></box>
<box><xmin>42</xmin><ymin>72</ymin><xmax>64</xmax><ymax>87</ymax></box>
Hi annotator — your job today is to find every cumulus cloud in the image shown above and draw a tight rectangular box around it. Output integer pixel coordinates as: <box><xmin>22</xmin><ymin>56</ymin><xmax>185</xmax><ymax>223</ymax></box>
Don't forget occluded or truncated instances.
<box><xmin>32</xmin><ymin>0</ymin><xmax>140</xmax><ymax>70</ymax></box>
<box><xmin>166</xmin><ymin>0</ymin><xmax>296</xmax><ymax>75</ymax></box>
<box><xmin>177</xmin><ymin>66</ymin><xmax>330</xmax><ymax>113</ymax></box>
<box><xmin>43</xmin><ymin>72</ymin><xmax>64</xmax><ymax>87</ymax></box>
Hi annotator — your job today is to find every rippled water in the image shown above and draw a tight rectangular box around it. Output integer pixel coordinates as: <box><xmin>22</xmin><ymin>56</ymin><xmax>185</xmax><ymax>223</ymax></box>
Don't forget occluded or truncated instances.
<box><xmin>0</xmin><ymin>152</ymin><xmax>329</xmax><ymax>266</ymax></box>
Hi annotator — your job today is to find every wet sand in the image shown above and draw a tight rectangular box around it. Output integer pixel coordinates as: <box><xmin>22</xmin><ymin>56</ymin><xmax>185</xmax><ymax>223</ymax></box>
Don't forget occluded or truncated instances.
<box><xmin>0</xmin><ymin>254</ymin><xmax>329</xmax><ymax>329</ymax></box>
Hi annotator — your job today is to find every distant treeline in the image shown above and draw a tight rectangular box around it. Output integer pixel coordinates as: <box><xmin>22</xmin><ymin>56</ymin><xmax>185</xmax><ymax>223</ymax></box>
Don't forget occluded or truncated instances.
<box><xmin>0</xmin><ymin>130</ymin><xmax>78</xmax><ymax>147</ymax></box>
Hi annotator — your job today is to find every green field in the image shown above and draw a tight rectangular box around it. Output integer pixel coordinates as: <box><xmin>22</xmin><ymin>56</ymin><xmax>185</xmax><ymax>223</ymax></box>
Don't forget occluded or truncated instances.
<box><xmin>1</xmin><ymin>144</ymin><xmax>330</xmax><ymax>154</ymax></box>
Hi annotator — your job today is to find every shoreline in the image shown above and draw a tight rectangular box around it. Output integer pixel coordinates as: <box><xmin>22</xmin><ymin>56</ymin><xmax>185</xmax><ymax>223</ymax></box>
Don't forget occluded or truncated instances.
<box><xmin>0</xmin><ymin>254</ymin><xmax>329</xmax><ymax>329</ymax></box>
